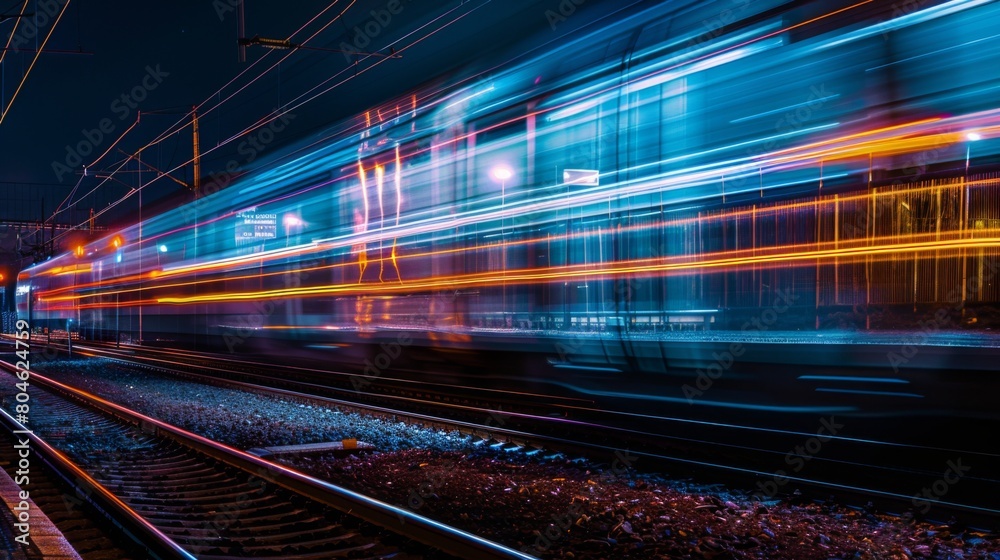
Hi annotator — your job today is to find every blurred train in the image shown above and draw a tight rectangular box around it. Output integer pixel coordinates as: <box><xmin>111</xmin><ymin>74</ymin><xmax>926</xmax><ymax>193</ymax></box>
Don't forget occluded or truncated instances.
<box><xmin>16</xmin><ymin>0</ymin><xmax>1000</xmax><ymax>421</ymax></box>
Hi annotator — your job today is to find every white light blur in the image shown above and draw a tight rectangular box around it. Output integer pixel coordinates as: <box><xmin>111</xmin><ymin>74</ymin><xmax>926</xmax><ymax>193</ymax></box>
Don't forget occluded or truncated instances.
<box><xmin>491</xmin><ymin>165</ymin><xmax>514</xmax><ymax>182</ymax></box>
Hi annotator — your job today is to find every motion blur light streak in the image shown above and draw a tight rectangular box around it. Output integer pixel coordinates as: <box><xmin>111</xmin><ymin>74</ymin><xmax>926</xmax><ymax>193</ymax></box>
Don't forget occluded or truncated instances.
<box><xmin>16</xmin><ymin>0</ymin><xmax>1000</xmax><ymax>373</ymax></box>
<box><xmin>814</xmin><ymin>388</ymin><xmax>925</xmax><ymax>399</ymax></box>
<box><xmin>797</xmin><ymin>376</ymin><xmax>910</xmax><ymax>385</ymax></box>
<box><xmin>32</xmin><ymin>170</ymin><xmax>1000</xmax><ymax>309</ymax></box>
<box><xmin>82</xmin><ymin>114</ymin><xmax>991</xmax><ymax>293</ymax></box>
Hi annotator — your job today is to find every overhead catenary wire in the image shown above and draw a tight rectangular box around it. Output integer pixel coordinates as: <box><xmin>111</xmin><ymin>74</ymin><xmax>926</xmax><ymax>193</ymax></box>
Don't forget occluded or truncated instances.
<box><xmin>0</xmin><ymin>0</ymin><xmax>30</xmax><ymax>68</ymax></box>
<box><xmin>56</xmin><ymin>1</ymin><xmax>493</xmax><ymax>241</ymax></box>
<box><xmin>141</xmin><ymin>0</ymin><xmax>356</xmax><ymax>153</ymax></box>
<box><xmin>27</xmin><ymin>1</ymin><xmax>353</xmax><ymax>240</ymax></box>
<box><xmin>45</xmin><ymin>0</ymin><xmax>358</xmax><ymax>228</ymax></box>
<box><xmin>0</xmin><ymin>0</ymin><xmax>72</xmax><ymax>127</ymax></box>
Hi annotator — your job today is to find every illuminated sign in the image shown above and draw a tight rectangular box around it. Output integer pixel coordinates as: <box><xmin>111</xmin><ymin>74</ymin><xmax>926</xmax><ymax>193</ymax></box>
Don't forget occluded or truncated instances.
<box><xmin>563</xmin><ymin>168</ymin><xmax>599</xmax><ymax>186</ymax></box>
<box><xmin>236</xmin><ymin>208</ymin><xmax>277</xmax><ymax>243</ymax></box>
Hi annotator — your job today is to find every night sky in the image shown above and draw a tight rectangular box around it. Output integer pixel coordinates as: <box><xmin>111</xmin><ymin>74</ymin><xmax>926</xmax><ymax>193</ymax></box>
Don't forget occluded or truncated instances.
<box><xmin>0</xmin><ymin>0</ymin><xmax>621</xmax><ymax>240</ymax></box>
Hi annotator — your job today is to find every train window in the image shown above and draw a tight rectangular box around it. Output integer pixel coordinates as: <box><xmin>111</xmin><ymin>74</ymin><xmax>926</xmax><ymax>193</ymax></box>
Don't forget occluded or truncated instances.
<box><xmin>537</xmin><ymin>104</ymin><xmax>600</xmax><ymax>185</ymax></box>
<box><xmin>889</xmin><ymin>3</ymin><xmax>1000</xmax><ymax>118</ymax></box>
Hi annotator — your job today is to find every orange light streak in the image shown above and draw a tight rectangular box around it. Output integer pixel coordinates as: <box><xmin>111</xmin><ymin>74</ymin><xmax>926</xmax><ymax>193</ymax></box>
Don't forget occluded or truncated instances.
<box><xmin>153</xmin><ymin>235</ymin><xmax>1000</xmax><ymax>305</ymax></box>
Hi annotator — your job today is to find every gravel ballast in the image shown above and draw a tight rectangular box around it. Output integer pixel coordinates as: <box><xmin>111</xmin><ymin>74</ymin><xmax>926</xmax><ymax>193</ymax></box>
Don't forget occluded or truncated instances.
<box><xmin>16</xmin><ymin>358</ymin><xmax>999</xmax><ymax>559</ymax></box>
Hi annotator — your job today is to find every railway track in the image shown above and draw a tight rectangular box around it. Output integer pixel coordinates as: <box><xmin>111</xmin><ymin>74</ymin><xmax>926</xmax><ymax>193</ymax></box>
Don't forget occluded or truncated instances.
<box><xmin>17</xmin><ymin>340</ymin><xmax>1000</xmax><ymax>532</ymax></box>
<box><xmin>0</xmin><ymin>427</ymin><xmax>142</xmax><ymax>560</ymax></box>
<box><xmin>0</xmin><ymin>358</ymin><xmax>536</xmax><ymax>559</ymax></box>
<box><xmin>64</xmin><ymin>338</ymin><xmax>592</xmax><ymax>422</ymax></box>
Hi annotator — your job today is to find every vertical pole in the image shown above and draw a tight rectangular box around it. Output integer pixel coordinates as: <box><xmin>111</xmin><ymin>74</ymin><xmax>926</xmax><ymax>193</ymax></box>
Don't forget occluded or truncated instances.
<box><xmin>817</xmin><ymin>165</ymin><xmax>823</xmax><ymax>327</ymax></box>
<box><xmin>192</xmin><ymin>107</ymin><xmax>202</xmax><ymax>196</ymax></box>
<box><xmin>866</xmin><ymin>188</ymin><xmax>875</xmax><ymax>330</ymax></box>
<box><xmin>960</xmin><ymin>157</ymin><xmax>969</xmax><ymax>315</ymax></box>
<box><xmin>815</xmin><ymin>198</ymin><xmax>820</xmax><ymax>329</ymax></box>
<box><xmin>691</xmin><ymin>211</ymin><xmax>705</xmax><ymax>307</ymax></box>
<box><xmin>935</xmin><ymin>185</ymin><xmax>941</xmax><ymax>300</ymax></box>
<box><xmin>913</xmin><ymin>213</ymin><xmax>918</xmax><ymax>312</ymax></box>
<box><xmin>698</xmin><ymin>211</ymin><xmax>703</xmax><ymax>303</ymax></box>
<box><xmin>138</xmin><ymin>150</ymin><xmax>143</xmax><ymax>345</ymax></box>
<box><xmin>754</xmin><ymin>205</ymin><xmax>760</xmax><ymax>308</ymax></box>
<box><xmin>39</xmin><ymin>198</ymin><xmax>44</xmax><ymax>261</ymax></box>
<box><xmin>238</xmin><ymin>0</ymin><xmax>246</xmax><ymax>63</ymax></box>
<box><xmin>192</xmin><ymin>109</ymin><xmax>201</xmax><ymax>347</ymax></box>
<box><xmin>27</xmin><ymin>286</ymin><xmax>32</xmax><ymax>342</ymax></box>
<box><xmin>723</xmin><ymin>214</ymin><xmax>728</xmax><ymax>312</ymax></box>
<box><xmin>834</xmin><ymin>195</ymin><xmax>839</xmax><ymax>304</ymax></box>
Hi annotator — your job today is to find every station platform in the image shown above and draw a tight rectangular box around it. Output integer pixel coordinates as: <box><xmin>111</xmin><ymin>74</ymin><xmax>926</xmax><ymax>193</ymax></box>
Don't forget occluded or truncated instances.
<box><xmin>0</xmin><ymin>460</ymin><xmax>81</xmax><ymax>560</ymax></box>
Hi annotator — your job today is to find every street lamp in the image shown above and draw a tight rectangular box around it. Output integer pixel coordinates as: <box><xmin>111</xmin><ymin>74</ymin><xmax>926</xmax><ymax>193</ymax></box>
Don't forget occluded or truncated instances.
<box><xmin>156</xmin><ymin>245</ymin><xmax>168</xmax><ymax>272</ymax></box>
<box><xmin>284</xmin><ymin>214</ymin><xmax>303</xmax><ymax>248</ymax></box>
<box><xmin>966</xmin><ymin>131</ymin><xmax>982</xmax><ymax>174</ymax></box>
<box><xmin>491</xmin><ymin>165</ymin><xmax>514</xmax><ymax>324</ymax></box>
<box><xmin>959</xmin><ymin>131</ymin><xmax>983</xmax><ymax>313</ymax></box>
<box><xmin>491</xmin><ymin>165</ymin><xmax>513</xmax><ymax>183</ymax></box>
<box><xmin>490</xmin><ymin>164</ymin><xmax>514</xmax><ymax>231</ymax></box>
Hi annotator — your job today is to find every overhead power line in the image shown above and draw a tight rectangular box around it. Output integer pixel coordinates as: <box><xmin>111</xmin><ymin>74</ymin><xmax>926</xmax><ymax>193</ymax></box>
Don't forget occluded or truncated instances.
<box><xmin>0</xmin><ymin>0</ymin><xmax>73</xmax><ymax>127</ymax></box>
<box><xmin>238</xmin><ymin>35</ymin><xmax>400</xmax><ymax>58</ymax></box>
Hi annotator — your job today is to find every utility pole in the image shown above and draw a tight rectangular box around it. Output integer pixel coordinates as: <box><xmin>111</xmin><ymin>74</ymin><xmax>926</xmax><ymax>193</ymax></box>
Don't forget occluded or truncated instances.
<box><xmin>238</xmin><ymin>0</ymin><xmax>246</xmax><ymax>63</ymax></box>
<box><xmin>192</xmin><ymin>107</ymin><xmax>202</xmax><ymax>197</ymax></box>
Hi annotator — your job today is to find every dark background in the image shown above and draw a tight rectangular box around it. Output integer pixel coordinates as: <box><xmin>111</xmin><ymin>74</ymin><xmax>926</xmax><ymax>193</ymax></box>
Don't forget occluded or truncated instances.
<box><xmin>0</xmin><ymin>0</ymin><xmax>631</xmax><ymax>275</ymax></box>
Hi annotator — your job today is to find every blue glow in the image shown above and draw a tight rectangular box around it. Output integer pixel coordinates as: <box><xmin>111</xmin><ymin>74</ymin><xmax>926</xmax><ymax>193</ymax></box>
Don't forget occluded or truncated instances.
<box><xmin>798</xmin><ymin>376</ymin><xmax>910</xmax><ymax>384</ymax></box>
<box><xmin>547</xmin><ymin>383</ymin><xmax>857</xmax><ymax>413</ymax></box>
<box><xmin>15</xmin><ymin>0</ymin><xmax>1000</xmax><ymax>383</ymax></box>
<box><xmin>815</xmin><ymin>388</ymin><xmax>924</xmax><ymax>399</ymax></box>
